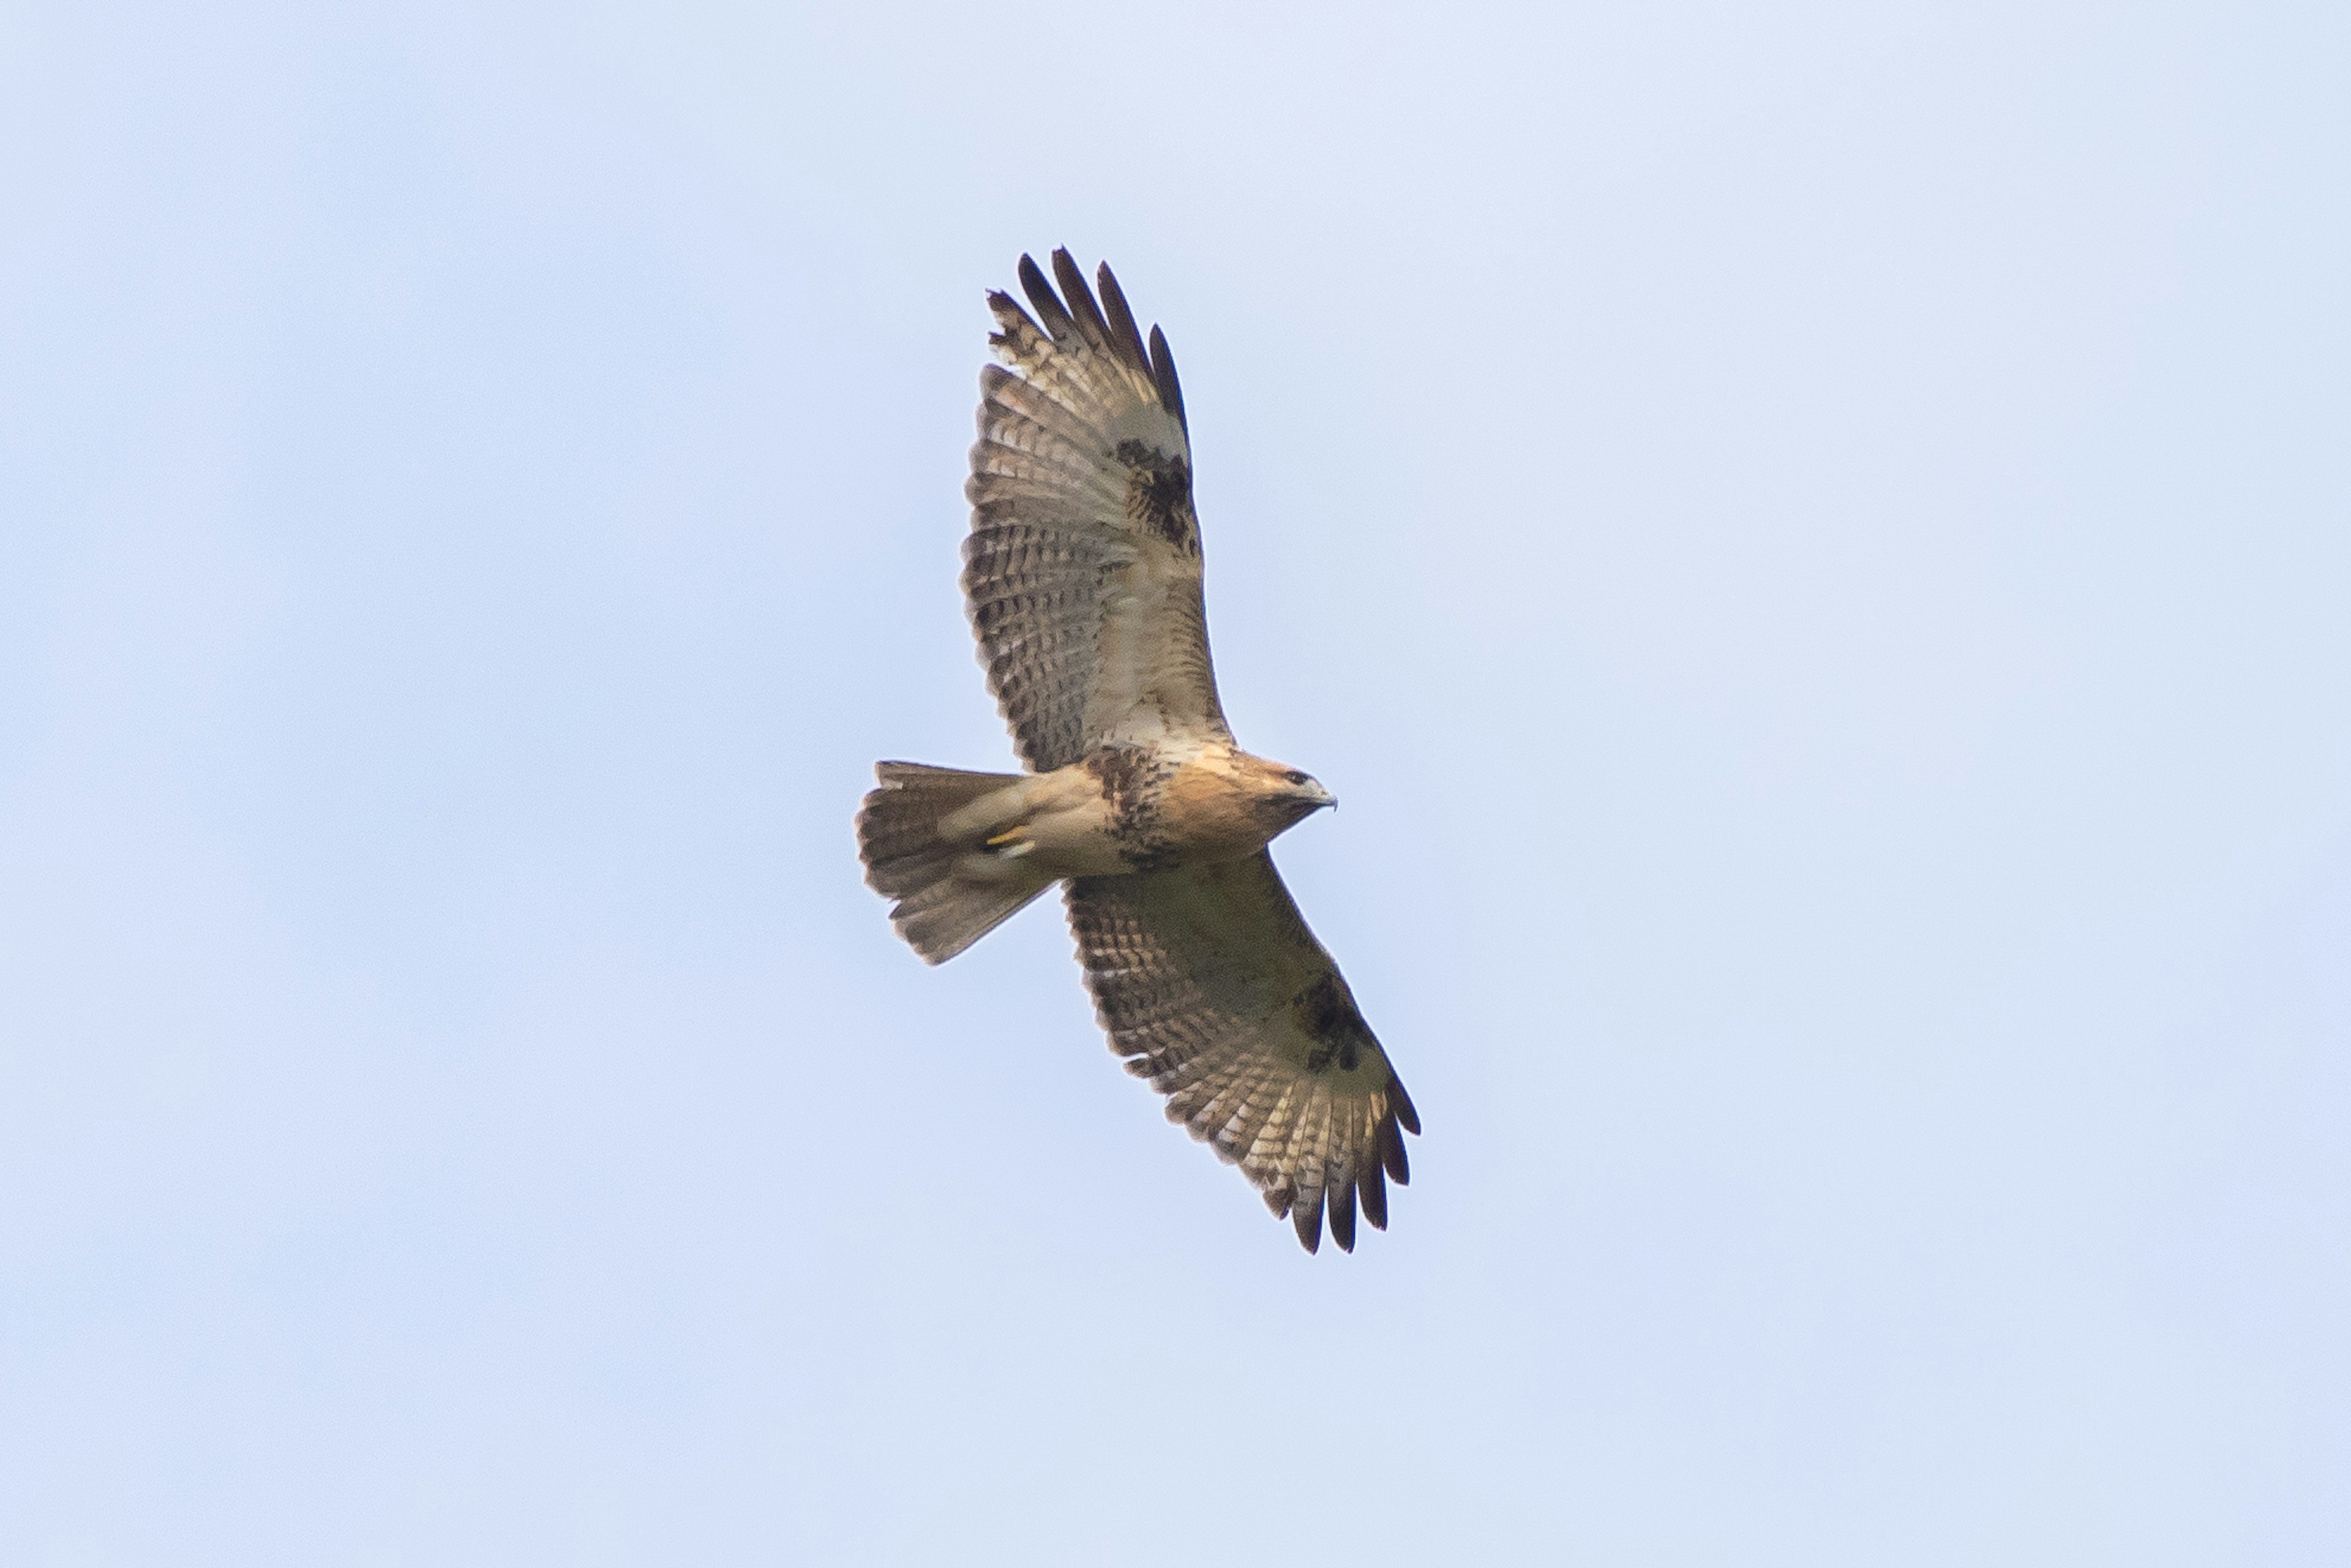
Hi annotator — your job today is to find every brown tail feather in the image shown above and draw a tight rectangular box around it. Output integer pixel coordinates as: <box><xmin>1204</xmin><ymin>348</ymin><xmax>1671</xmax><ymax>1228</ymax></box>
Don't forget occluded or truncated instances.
<box><xmin>855</xmin><ymin>761</ymin><xmax>1051</xmax><ymax>963</ymax></box>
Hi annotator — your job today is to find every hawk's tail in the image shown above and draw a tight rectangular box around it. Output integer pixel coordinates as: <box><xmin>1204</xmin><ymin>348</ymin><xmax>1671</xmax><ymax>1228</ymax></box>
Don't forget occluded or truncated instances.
<box><xmin>856</xmin><ymin>761</ymin><xmax>1052</xmax><ymax>964</ymax></box>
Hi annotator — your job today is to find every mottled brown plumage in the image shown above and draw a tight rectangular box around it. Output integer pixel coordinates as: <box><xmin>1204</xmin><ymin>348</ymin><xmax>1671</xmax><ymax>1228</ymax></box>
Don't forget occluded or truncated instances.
<box><xmin>855</xmin><ymin>251</ymin><xmax>1417</xmax><ymax>1253</ymax></box>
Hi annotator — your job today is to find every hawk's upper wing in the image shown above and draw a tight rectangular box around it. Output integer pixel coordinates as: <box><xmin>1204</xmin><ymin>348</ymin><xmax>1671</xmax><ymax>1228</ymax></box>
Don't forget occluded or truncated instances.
<box><xmin>1065</xmin><ymin>852</ymin><xmax>1419</xmax><ymax>1253</ymax></box>
<box><xmin>964</xmin><ymin>251</ymin><xmax>1231</xmax><ymax>773</ymax></box>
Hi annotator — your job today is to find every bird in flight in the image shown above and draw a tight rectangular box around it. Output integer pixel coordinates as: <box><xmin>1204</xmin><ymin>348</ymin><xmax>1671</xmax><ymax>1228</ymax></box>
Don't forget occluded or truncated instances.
<box><xmin>856</xmin><ymin>251</ymin><xmax>1417</xmax><ymax>1253</ymax></box>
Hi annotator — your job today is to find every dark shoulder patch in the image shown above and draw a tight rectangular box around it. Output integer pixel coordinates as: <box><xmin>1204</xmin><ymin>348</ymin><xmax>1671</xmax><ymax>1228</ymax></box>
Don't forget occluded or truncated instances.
<box><xmin>1114</xmin><ymin>440</ymin><xmax>1198</xmax><ymax>553</ymax></box>
<box><xmin>1083</xmin><ymin>744</ymin><xmax>1180</xmax><ymax>871</ymax></box>
<box><xmin>1083</xmin><ymin>744</ymin><xmax>1157</xmax><ymax>810</ymax></box>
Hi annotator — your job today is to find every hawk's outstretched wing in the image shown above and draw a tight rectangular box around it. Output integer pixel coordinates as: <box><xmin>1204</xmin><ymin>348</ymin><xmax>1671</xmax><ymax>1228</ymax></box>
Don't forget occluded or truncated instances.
<box><xmin>1065</xmin><ymin>852</ymin><xmax>1419</xmax><ymax>1253</ymax></box>
<box><xmin>964</xmin><ymin>251</ymin><xmax>1231</xmax><ymax>772</ymax></box>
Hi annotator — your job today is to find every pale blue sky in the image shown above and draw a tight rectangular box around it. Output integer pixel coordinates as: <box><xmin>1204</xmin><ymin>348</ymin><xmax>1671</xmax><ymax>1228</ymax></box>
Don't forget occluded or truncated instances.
<box><xmin>4</xmin><ymin>2</ymin><xmax>2347</xmax><ymax>1562</ymax></box>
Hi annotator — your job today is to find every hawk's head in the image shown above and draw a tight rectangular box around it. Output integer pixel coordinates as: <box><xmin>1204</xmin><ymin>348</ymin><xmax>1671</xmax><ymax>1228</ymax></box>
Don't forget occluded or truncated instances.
<box><xmin>1239</xmin><ymin>755</ymin><xmax>1337</xmax><ymax>836</ymax></box>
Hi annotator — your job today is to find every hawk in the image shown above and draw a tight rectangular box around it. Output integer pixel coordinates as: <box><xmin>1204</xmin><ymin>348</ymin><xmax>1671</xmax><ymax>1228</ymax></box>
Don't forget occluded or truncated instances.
<box><xmin>855</xmin><ymin>251</ymin><xmax>1418</xmax><ymax>1253</ymax></box>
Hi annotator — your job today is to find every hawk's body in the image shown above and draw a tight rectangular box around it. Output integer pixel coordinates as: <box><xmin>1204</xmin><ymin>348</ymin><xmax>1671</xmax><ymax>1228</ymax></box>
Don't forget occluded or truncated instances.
<box><xmin>856</xmin><ymin>252</ymin><xmax>1418</xmax><ymax>1253</ymax></box>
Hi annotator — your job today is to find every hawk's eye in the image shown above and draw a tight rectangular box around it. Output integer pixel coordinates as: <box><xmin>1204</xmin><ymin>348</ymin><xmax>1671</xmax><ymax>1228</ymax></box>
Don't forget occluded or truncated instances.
<box><xmin>1283</xmin><ymin>770</ymin><xmax>1310</xmax><ymax>786</ymax></box>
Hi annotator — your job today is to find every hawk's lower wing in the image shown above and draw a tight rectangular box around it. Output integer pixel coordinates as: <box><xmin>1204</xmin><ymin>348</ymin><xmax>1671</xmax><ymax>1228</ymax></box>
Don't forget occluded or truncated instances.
<box><xmin>1064</xmin><ymin>852</ymin><xmax>1419</xmax><ymax>1253</ymax></box>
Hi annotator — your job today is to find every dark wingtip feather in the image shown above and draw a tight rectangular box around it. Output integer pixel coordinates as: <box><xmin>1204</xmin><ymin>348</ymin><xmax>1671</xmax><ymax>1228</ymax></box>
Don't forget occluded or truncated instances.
<box><xmin>1146</xmin><ymin>324</ymin><xmax>1187</xmax><ymax>430</ymax></box>
<box><xmin>1292</xmin><ymin>1188</ymin><xmax>1324</xmax><ymax>1253</ymax></box>
<box><xmin>1381</xmin><ymin>1118</ymin><xmax>1411</xmax><ymax>1185</ymax></box>
<box><xmin>1049</xmin><ymin>249</ymin><xmax>1113</xmax><ymax>352</ymax></box>
<box><xmin>1329</xmin><ymin>1179</ymin><xmax>1357</xmax><ymax>1253</ymax></box>
<box><xmin>1016</xmin><ymin>253</ymin><xmax>1075</xmax><ymax>340</ymax></box>
<box><xmin>1093</xmin><ymin>263</ymin><xmax>1153</xmax><ymax>373</ymax></box>
<box><xmin>986</xmin><ymin>286</ymin><xmax>1033</xmax><ymax>326</ymax></box>
<box><xmin>1360</xmin><ymin>1163</ymin><xmax>1389</xmax><ymax>1230</ymax></box>
<box><xmin>1389</xmin><ymin>1078</ymin><xmax>1421</xmax><ymax>1136</ymax></box>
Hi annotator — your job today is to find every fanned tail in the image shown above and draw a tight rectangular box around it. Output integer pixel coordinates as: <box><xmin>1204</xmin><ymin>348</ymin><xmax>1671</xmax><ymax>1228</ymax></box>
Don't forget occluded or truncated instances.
<box><xmin>855</xmin><ymin>762</ymin><xmax>1052</xmax><ymax>963</ymax></box>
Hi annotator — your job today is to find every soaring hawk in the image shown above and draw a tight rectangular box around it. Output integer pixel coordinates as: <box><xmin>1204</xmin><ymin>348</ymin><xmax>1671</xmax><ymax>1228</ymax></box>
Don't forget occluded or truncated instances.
<box><xmin>856</xmin><ymin>251</ymin><xmax>1417</xmax><ymax>1253</ymax></box>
